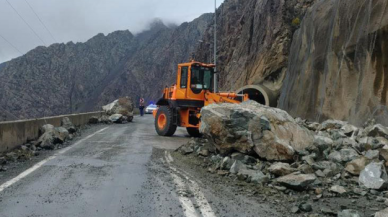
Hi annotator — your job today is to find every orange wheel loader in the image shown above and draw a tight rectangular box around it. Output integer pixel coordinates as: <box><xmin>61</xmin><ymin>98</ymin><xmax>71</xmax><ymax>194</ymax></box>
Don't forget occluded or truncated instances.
<box><xmin>153</xmin><ymin>61</ymin><xmax>250</xmax><ymax>137</ymax></box>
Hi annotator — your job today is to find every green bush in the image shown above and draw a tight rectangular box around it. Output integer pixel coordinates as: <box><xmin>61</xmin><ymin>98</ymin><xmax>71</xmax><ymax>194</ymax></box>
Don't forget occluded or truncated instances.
<box><xmin>292</xmin><ymin>17</ymin><xmax>301</xmax><ymax>26</ymax></box>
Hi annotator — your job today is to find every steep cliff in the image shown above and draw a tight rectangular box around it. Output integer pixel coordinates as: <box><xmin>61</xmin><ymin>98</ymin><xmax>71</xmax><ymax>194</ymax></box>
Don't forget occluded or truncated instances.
<box><xmin>0</xmin><ymin>14</ymin><xmax>212</xmax><ymax>121</ymax></box>
<box><xmin>279</xmin><ymin>0</ymin><xmax>388</xmax><ymax>126</ymax></box>
<box><xmin>195</xmin><ymin>0</ymin><xmax>316</xmax><ymax>94</ymax></box>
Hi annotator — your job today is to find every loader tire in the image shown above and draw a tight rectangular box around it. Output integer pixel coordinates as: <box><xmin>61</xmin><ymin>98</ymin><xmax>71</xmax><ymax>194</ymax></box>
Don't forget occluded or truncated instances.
<box><xmin>186</xmin><ymin>127</ymin><xmax>202</xmax><ymax>138</ymax></box>
<box><xmin>155</xmin><ymin>106</ymin><xmax>177</xmax><ymax>136</ymax></box>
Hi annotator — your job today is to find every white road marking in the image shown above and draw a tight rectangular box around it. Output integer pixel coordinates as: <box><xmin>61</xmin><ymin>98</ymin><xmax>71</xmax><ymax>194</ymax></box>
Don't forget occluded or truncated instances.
<box><xmin>0</xmin><ymin>127</ymin><xmax>110</xmax><ymax>192</ymax></box>
<box><xmin>164</xmin><ymin>151</ymin><xmax>216</xmax><ymax>217</ymax></box>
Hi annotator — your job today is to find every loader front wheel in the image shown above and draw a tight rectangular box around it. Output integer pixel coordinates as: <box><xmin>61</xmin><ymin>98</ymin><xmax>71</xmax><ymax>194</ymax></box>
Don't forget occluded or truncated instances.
<box><xmin>186</xmin><ymin>127</ymin><xmax>202</xmax><ymax>138</ymax></box>
<box><xmin>155</xmin><ymin>106</ymin><xmax>177</xmax><ymax>136</ymax></box>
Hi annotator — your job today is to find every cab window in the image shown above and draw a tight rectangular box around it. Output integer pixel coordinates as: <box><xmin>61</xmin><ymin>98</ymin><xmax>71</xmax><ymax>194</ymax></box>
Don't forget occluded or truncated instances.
<box><xmin>180</xmin><ymin>67</ymin><xmax>188</xmax><ymax>88</ymax></box>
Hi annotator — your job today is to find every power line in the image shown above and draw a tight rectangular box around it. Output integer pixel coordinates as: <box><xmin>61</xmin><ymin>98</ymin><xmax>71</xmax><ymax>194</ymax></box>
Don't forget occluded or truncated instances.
<box><xmin>24</xmin><ymin>0</ymin><xmax>57</xmax><ymax>43</ymax></box>
<box><xmin>5</xmin><ymin>0</ymin><xmax>47</xmax><ymax>46</ymax></box>
<box><xmin>0</xmin><ymin>34</ymin><xmax>23</xmax><ymax>55</ymax></box>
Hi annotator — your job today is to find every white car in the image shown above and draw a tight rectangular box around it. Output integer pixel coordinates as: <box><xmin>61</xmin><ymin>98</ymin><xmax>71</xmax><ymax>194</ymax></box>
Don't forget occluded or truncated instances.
<box><xmin>145</xmin><ymin>104</ymin><xmax>157</xmax><ymax>114</ymax></box>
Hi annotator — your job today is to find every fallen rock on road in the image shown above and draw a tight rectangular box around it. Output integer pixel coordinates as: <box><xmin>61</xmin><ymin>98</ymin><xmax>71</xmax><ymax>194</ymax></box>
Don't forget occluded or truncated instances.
<box><xmin>200</xmin><ymin>101</ymin><xmax>314</xmax><ymax>160</ymax></box>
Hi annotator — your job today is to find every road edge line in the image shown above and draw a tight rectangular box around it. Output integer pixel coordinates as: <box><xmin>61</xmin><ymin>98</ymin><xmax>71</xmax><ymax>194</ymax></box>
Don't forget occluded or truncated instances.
<box><xmin>0</xmin><ymin>126</ymin><xmax>110</xmax><ymax>192</ymax></box>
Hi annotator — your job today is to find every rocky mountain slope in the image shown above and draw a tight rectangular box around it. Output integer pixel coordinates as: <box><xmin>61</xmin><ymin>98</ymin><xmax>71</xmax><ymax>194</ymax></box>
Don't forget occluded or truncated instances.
<box><xmin>0</xmin><ymin>14</ymin><xmax>212</xmax><ymax>121</ymax></box>
<box><xmin>279</xmin><ymin>0</ymin><xmax>388</xmax><ymax>126</ymax></box>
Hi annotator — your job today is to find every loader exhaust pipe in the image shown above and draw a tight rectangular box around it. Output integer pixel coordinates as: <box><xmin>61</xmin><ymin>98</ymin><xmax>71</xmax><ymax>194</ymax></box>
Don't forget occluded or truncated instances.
<box><xmin>213</xmin><ymin>0</ymin><xmax>218</xmax><ymax>93</ymax></box>
<box><xmin>236</xmin><ymin>85</ymin><xmax>278</xmax><ymax>107</ymax></box>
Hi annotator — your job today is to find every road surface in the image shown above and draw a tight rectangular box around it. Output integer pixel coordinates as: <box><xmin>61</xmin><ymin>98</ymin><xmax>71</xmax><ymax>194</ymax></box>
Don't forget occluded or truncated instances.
<box><xmin>0</xmin><ymin>115</ymin><xmax>280</xmax><ymax>217</ymax></box>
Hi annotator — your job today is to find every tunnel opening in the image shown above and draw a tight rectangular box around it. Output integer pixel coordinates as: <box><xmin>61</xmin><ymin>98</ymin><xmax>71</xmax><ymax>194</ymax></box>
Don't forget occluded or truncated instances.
<box><xmin>238</xmin><ymin>88</ymin><xmax>266</xmax><ymax>105</ymax></box>
<box><xmin>236</xmin><ymin>84</ymin><xmax>278</xmax><ymax>107</ymax></box>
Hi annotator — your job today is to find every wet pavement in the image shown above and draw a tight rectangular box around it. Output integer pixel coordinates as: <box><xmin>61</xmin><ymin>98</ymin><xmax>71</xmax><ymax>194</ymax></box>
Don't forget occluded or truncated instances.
<box><xmin>0</xmin><ymin>115</ymin><xmax>190</xmax><ymax>217</ymax></box>
<box><xmin>0</xmin><ymin>115</ymin><xmax>283</xmax><ymax>217</ymax></box>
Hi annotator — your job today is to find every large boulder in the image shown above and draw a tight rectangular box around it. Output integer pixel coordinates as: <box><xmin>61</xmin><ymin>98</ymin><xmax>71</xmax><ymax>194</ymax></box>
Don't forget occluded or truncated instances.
<box><xmin>359</xmin><ymin>162</ymin><xmax>388</xmax><ymax>190</ymax></box>
<box><xmin>39</xmin><ymin>124</ymin><xmax>55</xmax><ymax>136</ymax></box>
<box><xmin>61</xmin><ymin>117</ymin><xmax>76</xmax><ymax>133</ymax></box>
<box><xmin>109</xmin><ymin>114</ymin><xmax>124</xmax><ymax>123</ymax></box>
<box><xmin>35</xmin><ymin>132</ymin><xmax>55</xmax><ymax>150</ymax></box>
<box><xmin>200</xmin><ymin>101</ymin><xmax>314</xmax><ymax>161</ymax></box>
<box><xmin>54</xmin><ymin>127</ymin><xmax>70</xmax><ymax>144</ymax></box>
<box><xmin>103</xmin><ymin>97</ymin><xmax>134</xmax><ymax>117</ymax></box>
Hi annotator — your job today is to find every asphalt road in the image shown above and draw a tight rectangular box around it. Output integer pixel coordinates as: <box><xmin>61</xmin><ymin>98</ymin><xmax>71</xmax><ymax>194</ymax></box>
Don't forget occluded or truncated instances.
<box><xmin>0</xmin><ymin>115</ymin><xmax>192</xmax><ymax>217</ymax></box>
<box><xmin>0</xmin><ymin>115</ymin><xmax>282</xmax><ymax>217</ymax></box>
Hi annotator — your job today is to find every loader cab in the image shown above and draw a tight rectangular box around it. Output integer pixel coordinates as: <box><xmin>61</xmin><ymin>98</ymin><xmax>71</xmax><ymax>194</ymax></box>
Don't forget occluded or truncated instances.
<box><xmin>176</xmin><ymin>62</ymin><xmax>215</xmax><ymax>102</ymax></box>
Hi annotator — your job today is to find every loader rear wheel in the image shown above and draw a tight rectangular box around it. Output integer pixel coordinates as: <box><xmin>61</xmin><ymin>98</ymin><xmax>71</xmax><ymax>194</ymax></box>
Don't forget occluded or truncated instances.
<box><xmin>186</xmin><ymin>127</ymin><xmax>202</xmax><ymax>138</ymax></box>
<box><xmin>155</xmin><ymin>106</ymin><xmax>177</xmax><ymax>136</ymax></box>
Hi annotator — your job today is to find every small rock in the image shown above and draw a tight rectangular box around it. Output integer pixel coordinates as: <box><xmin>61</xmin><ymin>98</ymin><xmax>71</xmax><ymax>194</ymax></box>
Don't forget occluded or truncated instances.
<box><xmin>268</xmin><ymin>162</ymin><xmax>296</xmax><ymax>177</ymax></box>
<box><xmin>341</xmin><ymin>124</ymin><xmax>358</xmax><ymax>137</ymax></box>
<box><xmin>345</xmin><ymin>157</ymin><xmax>368</xmax><ymax>175</ymax></box>
<box><xmin>217</xmin><ymin>170</ymin><xmax>229</xmax><ymax>176</ymax></box>
<box><xmin>276</xmin><ymin>173</ymin><xmax>317</xmax><ymax>191</ymax></box>
<box><xmin>337</xmin><ymin>209</ymin><xmax>361</xmax><ymax>217</ymax></box>
<box><xmin>365</xmin><ymin>150</ymin><xmax>380</xmax><ymax>160</ymax></box>
<box><xmin>320</xmin><ymin>119</ymin><xmax>347</xmax><ymax>131</ymax></box>
<box><xmin>249</xmin><ymin>171</ymin><xmax>270</xmax><ymax>184</ymax></box>
<box><xmin>328</xmin><ymin>149</ymin><xmax>359</xmax><ymax>163</ymax></box>
<box><xmin>365</xmin><ymin>124</ymin><xmax>388</xmax><ymax>138</ymax></box>
<box><xmin>229</xmin><ymin>160</ymin><xmax>247</xmax><ymax>174</ymax></box>
<box><xmin>291</xmin><ymin>206</ymin><xmax>300</xmax><ymax>214</ymax></box>
<box><xmin>379</xmin><ymin>146</ymin><xmax>388</xmax><ymax>162</ymax></box>
<box><xmin>299</xmin><ymin>203</ymin><xmax>312</xmax><ymax>212</ymax></box>
<box><xmin>198</xmin><ymin>149</ymin><xmax>209</xmax><ymax>157</ymax></box>
<box><xmin>298</xmin><ymin>164</ymin><xmax>315</xmax><ymax>174</ymax></box>
<box><xmin>329</xmin><ymin>185</ymin><xmax>347</xmax><ymax>194</ymax></box>
<box><xmin>321</xmin><ymin>207</ymin><xmax>336</xmax><ymax>215</ymax></box>
<box><xmin>375</xmin><ymin>207</ymin><xmax>388</xmax><ymax>217</ymax></box>
<box><xmin>220</xmin><ymin>157</ymin><xmax>234</xmax><ymax>170</ymax></box>
<box><xmin>179</xmin><ymin>145</ymin><xmax>193</xmax><ymax>155</ymax></box>
<box><xmin>89</xmin><ymin>116</ymin><xmax>99</xmax><ymax>124</ymax></box>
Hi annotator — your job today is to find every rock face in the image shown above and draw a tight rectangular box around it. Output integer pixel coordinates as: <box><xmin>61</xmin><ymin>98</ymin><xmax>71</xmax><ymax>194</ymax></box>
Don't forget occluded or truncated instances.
<box><xmin>279</xmin><ymin>0</ymin><xmax>388</xmax><ymax>126</ymax></box>
<box><xmin>200</xmin><ymin>101</ymin><xmax>314</xmax><ymax>160</ymax></box>
<box><xmin>195</xmin><ymin>0</ymin><xmax>317</xmax><ymax>97</ymax></box>
<box><xmin>0</xmin><ymin>15</ymin><xmax>212</xmax><ymax>121</ymax></box>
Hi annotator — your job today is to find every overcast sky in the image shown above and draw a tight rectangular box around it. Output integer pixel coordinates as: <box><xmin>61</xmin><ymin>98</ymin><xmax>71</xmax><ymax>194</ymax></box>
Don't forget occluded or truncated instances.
<box><xmin>0</xmin><ymin>0</ymin><xmax>224</xmax><ymax>63</ymax></box>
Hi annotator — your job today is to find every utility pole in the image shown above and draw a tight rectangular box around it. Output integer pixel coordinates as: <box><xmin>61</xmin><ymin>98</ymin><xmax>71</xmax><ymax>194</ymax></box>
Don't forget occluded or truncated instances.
<box><xmin>213</xmin><ymin>0</ymin><xmax>218</xmax><ymax>93</ymax></box>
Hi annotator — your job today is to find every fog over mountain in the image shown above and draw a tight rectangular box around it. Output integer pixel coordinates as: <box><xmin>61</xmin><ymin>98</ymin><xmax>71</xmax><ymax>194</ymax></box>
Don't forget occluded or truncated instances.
<box><xmin>0</xmin><ymin>0</ymin><xmax>224</xmax><ymax>63</ymax></box>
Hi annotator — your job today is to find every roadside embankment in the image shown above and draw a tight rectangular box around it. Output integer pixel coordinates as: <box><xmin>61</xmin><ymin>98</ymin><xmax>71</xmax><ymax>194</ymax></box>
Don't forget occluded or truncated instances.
<box><xmin>178</xmin><ymin>101</ymin><xmax>388</xmax><ymax>216</ymax></box>
<box><xmin>0</xmin><ymin>111</ymin><xmax>104</xmax><ymax>153</ymax></box>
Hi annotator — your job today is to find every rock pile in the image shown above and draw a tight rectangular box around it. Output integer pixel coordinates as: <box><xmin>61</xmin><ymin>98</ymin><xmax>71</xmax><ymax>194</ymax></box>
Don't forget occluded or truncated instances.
<box><xmin>102</xmin><ymin>97</ymin><xmax>134</xmax><ymax>123</ymax></box>
<box><xmin>180</xmin><ymin>101</ymin><xmax>388</xmax><ymax>216</ymax></box>
<box><xmin>35</xmin><ymin>117</ymin><xmax>78</xmax><ymax>150</ymax></box>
